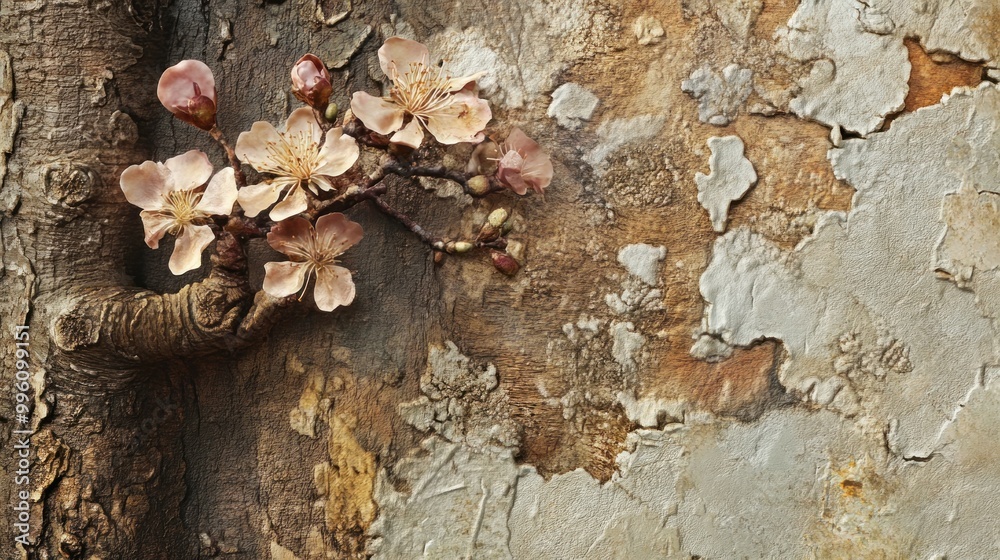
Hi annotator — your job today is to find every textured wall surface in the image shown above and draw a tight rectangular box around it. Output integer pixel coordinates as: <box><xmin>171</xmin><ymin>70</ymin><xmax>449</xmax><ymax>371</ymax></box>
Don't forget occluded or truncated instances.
<box><xmin>357</xmin><ymin>1</ymin><xmax>1000</xmax><ymax>558</ymax></box>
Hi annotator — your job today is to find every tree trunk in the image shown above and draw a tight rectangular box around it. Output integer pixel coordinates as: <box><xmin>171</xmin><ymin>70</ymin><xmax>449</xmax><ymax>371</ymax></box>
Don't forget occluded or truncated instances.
<box><xmin>3</xmin><ymin>0</ymin><xmax>999</xmax><ymax>558</ymax></box>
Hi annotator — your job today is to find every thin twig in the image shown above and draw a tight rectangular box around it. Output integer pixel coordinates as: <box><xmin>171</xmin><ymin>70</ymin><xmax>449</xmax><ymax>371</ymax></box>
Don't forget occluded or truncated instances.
<box><xmin>209</xmin><ymin>126</ymin><xmax>247</xmax><ymax>187</ymax></box>
<box><xmin>342</xmin><ymin>120</ymin><xmax>390</xmax><ymax>148</ymax></box>
<box><xmin>311</xmin><ymin>170</ymin><xmax>387</xmax><ymax>218</ymax></box>
<box><xmin>384</xmin><ymin>161</ymin><xmax>506</xmax><ymax>197</ymax></box>
<box><xmin>368</xmin><ymin>196</ymin><xmax>445</xmax><ymax>250</ymax></box>
<box><xmin>366</xmin><ymin>195</ymin><xmax>507</xmax><ymax>253</ymax></box>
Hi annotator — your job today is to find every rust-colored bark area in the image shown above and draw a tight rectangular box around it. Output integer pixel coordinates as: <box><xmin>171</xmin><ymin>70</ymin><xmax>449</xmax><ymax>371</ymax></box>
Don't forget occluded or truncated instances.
<box><xmin>902</xmin><ymin>39</ymin><xmax>984</xmax><ymax>113</ymax></box>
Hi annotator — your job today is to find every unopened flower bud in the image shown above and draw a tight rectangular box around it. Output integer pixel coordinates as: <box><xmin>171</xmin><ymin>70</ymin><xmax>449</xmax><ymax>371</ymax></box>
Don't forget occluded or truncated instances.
<box><xmin>490</xmin><ymin>250</ymin><xmax>520</xmax><ymax>276</ymax></box>
<box><xmin>488</xmin><ymin>208</ymin><xmax>509</xmax><ymax>228</ymax></box>
<box><xmin>477</xmin><ymin>226</ymin><xmax>499</xmax><ymax>243</ymax></box>
<box><xmin>157</xmin><ymin>60</ymin><xmax>218</xmax><ymax>131</ymax></box>
<box><xmin>291</xmin><ymin>54</ymin><xmax>333</xmax><ymax>111</ymax></box>
<box><xmin>324</xmin><ymin>102</ymin><xmax>339</xmax><ymax>122</ymax></box>
<box><xmin>467</xmin><ymin>175</ymin><xmax>491</xmax><ymax>196</ymax></box>
<box><xmin>433</xmin><ymin>250</ymin><xmax>445</xmax><ymax>265</ymax></box>
<box><xmin>452</xmin><ymin>241</ymin><xmax>474</xmax><ymax>254</ymax></box>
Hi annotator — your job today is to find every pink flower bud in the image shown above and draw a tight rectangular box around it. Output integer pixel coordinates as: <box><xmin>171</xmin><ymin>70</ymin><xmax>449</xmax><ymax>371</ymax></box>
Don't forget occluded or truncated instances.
<box><xmin>157</xmin><ymin>60</ymin><xmax>217</xmax><ymax>131</ymax></box>
<box><xmin>291</xmin><ymin>54</ymin><xmax>332</xmax><ymax>111</ymax></box>
<box><xmin>490</xmin><ymin>250</ymin><xmax>520</xmax><ymax>276</ymax></box>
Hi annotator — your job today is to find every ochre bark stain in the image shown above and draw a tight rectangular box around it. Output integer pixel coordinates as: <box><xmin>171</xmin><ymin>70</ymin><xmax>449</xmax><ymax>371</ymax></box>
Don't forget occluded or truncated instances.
<box><xmin>752</xmin><ymin>0</ymin><xmax>801</xmax><ymax>40</ymax></box>
<box><xmin>902</xmin><ymin>38</ymin><xmax>983</xmax><ymax>113</ymax></box>
<box><xmin>317</xmin><ymin>413</ymin><xmax>377</xmax><ymax>550</ymax></box>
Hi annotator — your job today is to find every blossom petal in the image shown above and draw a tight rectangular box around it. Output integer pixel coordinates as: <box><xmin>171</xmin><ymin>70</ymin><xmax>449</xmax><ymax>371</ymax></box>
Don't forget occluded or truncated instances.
<box><xmin>313</xmin><ymin>265</ymin><xmax>355</xmax><ymax>312</ymax></box>
<box><xmin>237</xmin><ymin>182</ymin><xmax>284</xmax><ymax>217</ymax></box>
<box><xmin>505</xmin><ymin>128</ymin><xmax>540</xmax><ymax>158</ymax></box>
<box><xmin>524</xmin><ymin>151</ymin><xmax>554</xmax><ymax>194</ymax></box>
<box><xmin>350</xmin><ymin>92</ymin><xmax>405</xmax><ymax>135</ymax></box>
<box><xmin>168</xmin><ymin>224</ymin><xmax>214</xmax><ymax>275</ymax></box>
<box><xmin>164</xmin><ymin>150</ymin><xmax>213</xmax><ymax>193</ymax></box>
<box><xmin>389</xmin><ymin>118</ymin><xmax>424</xmax><ymax>149</ymax></box>
<box><xmin>235</xmin><ymin>121</ymin><xmax>283</xmax><ymax>172</ymax></box>
<box><xmin>423</xmin><ymin>91</ymin><xmax>491</xmax><ymax>144</ymax></box>
<box><xmin>139</xmin><ymin>211</ymin><xmax>174</xmax><ymax>249</ymax></box>
<box><xmin>267</xmin><ymin>216</ymin><xmax>313</xmax><ymax>255</ymax></box>
<box><xmin>310</xmin><ymin>175</ymin><xmax>334</xmax><ymax>194</ymax></box>
<box><xmin>269</xmin><ymin>186</ymin><xmax>309</xmax><ymax>222</ymax></box>
<box><xmin>446</xmin><ymin>72</ymin><xmax>487</xmax><ymax>93</ymax></box>
<box><xmin>378</xmin><ymin>37</ymin><xmax>430</xmax><ymax>80</ymax></box>
<box><xmin>315</xmin><ymin>127</ymin><xmax>359</xmax><ymax>177</ymax></box>
<box><xmin>263</xmin><ymin>261</ymin><xmax>308</xmax><ymax>298</ymax></box>
<box><xmin>498</xmin><ymin>165</ymin><xmax>529</xmax><ymax>195</ymax></box>
<box><xmin>197</xmin><ymin>167</ymin><xmax>238</xmax><ymax>215</ymax></box>
<box><xmin>506</xmin><ymin>128</ymin><xmax>553</xmax><ymax>194</ymax></box>
<box><xmin>291</xmin><ymin>54</ymin><xmax>327</xmax><ymax>91</ymax></box>
<box><xmin>315</xmin><ymin>212</ymin><xmax>363</xmax><ymax>256</ymax></box>
<box><xmin>120</xmin><ymin>160</ymin><xmax>170</xmax><ymax>210</ymax></box>
<box><xmin>283</xmin><ymin>107</ymin><xmax>322</xmax><ymax>145</ymax></box>
<box><xmin>157</xmin><ymin>60</ymin><xmax>216</xmax><ymax>109</ymax></box>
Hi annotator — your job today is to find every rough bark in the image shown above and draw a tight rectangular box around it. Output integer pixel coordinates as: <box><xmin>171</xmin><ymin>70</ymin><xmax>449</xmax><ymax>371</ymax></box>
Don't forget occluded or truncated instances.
<box><xmin>0</xmin><ymin>0</ymin><xmax>403</xmax><ymax>557</ymax></box>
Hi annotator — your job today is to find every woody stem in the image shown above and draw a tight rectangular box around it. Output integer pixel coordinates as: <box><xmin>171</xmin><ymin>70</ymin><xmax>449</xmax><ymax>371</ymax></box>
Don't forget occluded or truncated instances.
<box><xmin>368</xmin><ymin>196</ymin><xmax>444</xmax><ymax>250</ymax></box>
<box><xmin>383</xmin><ymin>161</ymin><xmax>505</xmax><ymax>197</ymax></box>
<box><xmin>209</xmin><ymin>126</ymin><xmax>247</xmax><ymax>187</ymax></box>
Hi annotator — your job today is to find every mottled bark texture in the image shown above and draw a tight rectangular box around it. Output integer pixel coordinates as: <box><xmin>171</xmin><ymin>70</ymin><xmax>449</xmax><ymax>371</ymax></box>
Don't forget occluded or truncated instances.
<box><xmin>0</xmin><ymin>0</ymin><xmax>408</xmax><ymax>557</ymax></box>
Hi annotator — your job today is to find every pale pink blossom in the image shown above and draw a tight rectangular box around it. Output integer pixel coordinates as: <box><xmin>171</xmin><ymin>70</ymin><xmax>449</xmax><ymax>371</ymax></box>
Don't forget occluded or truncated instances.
<box><xmin>291</xmin><ymin>54</ymin><xmax>332</xmax><ymax>110</ymax></box>
<box><xmin>263</xmin><ymin>213</ymin><xmax>362</xmax><ymax>312</ymax></box>
<box><xmin>236</xmin><ymin>108</ymin><xmax>359</xmax><ymax>221</ymax></box>
<box><xmin>350</xmin><ymin>36</ymin><xmax>491</xmax><ymax>148</ymax></box>
<box><xmin>496</xmin><ymin>128</ymin><xmax>553</xmax><ymax>196</ymax></box>
<box><xmin>157</xmin><ymin>60</ymin><xmax>217</xmax><ymax>131</ymax></box>
<box><xmin>119</xmin><ymin>150</ymin><xmax>237</xmax><ymax>275</ymax></box>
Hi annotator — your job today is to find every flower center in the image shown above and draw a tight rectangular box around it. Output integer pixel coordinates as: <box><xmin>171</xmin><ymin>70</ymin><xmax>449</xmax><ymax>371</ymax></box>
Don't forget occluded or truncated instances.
<box><xmin>253</xmin><ymin>128</ymin><xmax>321</xmax><ymax>184</ymax></box>
<box><xmin>164</xmin><ymin>189</ymin><xmax>204</xmax><ymax>230</ymax></box>
<box><xmin>283</xmin><ymin>233</ymin><xmax>341</xmax><ymax>269</ymax></box>
<box><xmin>389</xmin><ymin>59</ymin><xmax>455</xmax><ymax>119</ymax></box>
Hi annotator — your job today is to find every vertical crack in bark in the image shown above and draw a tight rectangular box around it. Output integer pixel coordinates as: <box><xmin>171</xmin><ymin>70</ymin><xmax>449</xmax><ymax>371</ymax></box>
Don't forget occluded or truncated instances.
<box><xmin>0</xmin><ymin>50</ymin><xmax>25</xmax><ymax>212</ymax></box>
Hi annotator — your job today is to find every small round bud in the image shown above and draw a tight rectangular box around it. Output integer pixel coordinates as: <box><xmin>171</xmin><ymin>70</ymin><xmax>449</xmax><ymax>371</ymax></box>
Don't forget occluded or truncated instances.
<box><xmin>324</xmin><ymin>102</ymin><xmax>339</xmax><ymax>122</ymax></box>
<box><xmin>501</xmin><ymin>220</ymin><xmax>514</xmax><ymax>235</ymax></box>
<box><xmin>433</xmin><ymin>251</ymin><xmax>445</xmax><ymax>265</ymax></box>
<box><xmin>490</xmin><ymin>250</ymin><xmax>520</xmax><ymax>276</ymax></box>
<box><xmin>452</xmin><ymin>241</ymin><xmax>474</xmax><ymax>254</ymax></box>
<box><xmin>487</xmin><ymin>208</ymin><xmax>509</xmax><ymax>228</ymax></box>
<box><xmin>467</xmin><ymin>175</ymin><xmax>491</xmax><ymax>196</ymax></box>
